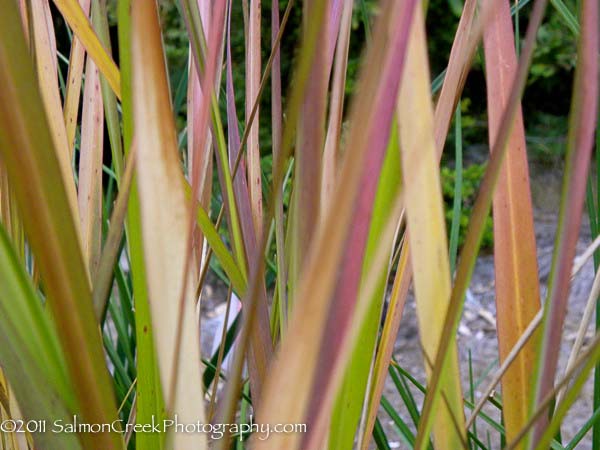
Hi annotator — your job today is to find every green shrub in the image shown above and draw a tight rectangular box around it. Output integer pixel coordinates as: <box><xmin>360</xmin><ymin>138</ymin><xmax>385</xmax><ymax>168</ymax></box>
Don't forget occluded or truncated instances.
<box><xmin>441</xmin><ymin>163</ymin><xmax>494</xmax><ymax>249</ymax></box>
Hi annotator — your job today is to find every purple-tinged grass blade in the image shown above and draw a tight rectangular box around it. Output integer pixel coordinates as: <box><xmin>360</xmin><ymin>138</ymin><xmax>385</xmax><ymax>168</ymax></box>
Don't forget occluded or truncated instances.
<box><xmin>253</xmin><ymin>0</ymin><xmax>417</xmax><ymax>448</ymax></box>
<box><xmin>289</xmin><ymin>0</ymin><xmax>330</xmax><ymax>296</ymax></box>
<box><xmin>223</xmin><ymin>0</ymin><xmax>273</xmax><ymax>404</ymax></box>
<box><xmin>530</xmin><ymin>0</ymin><xmax>598</xmax><ymax>444</ymax></box>
<box><xmin>321</xmin><ymin>0</ymin><xmax>352</xmax><ymax>212</ymax></box>
<box><xmin>271</xmin><ymin>0</ymin><xmax>288</xmax><ymax>328</ymax></box>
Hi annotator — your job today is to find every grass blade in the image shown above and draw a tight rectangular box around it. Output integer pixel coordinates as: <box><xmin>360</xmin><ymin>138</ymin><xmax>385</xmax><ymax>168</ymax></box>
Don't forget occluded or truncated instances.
<box><xmin>290</xmin><ymin>0</ymin><xmax>329</xmax><ymax>292</ymax></box>
<box><xmin>246</xmin><ymin>0</ymin><xmax>263</xmax><ymax>233</ymax></box>
<box><xmin>414</xmin><ymin>0</ymin><xmax>551</xmax><ymax>446</ymax></box>
<box><xmin>482</xmin><ymin>0</ymin><xmax>541</xmax><ymax>444</ymax></box>
<box><xmin>78</xmin><ymin>56</ymin><xmax>104</xmax><ymax>276</ymax></box>
<box><xmin>52</xmin><ymin>0</ymin><xmax>121</xmax><ymax>98</ymax></box>
<box><xmin>130</xmin><ymin>1</ymin><xmax>206</xmax><ymax>448</ymax></box>
<box><xmin>530</xmin><ymin>0</ymin><xmax>598</xmax><ymax>442</ymax></box>
<box><xmin>321</xmin><ymin>0</ymin><xmax>352</xmax><ymax>212</ymax></box>
<box><xmin>398</xmin><ymin>6</ymin><xmax>466</xmax><ymax>449</ymax></box>
<box><xmin>0</xmin><ymin>226</ymin><xmax>81</xmax><ymax>450</ymax></box>
<box><xmin>30</xmin><ymin>0</ymin><xmax>79</xmax><ymax>220</ymax></box>
<box><xmin>330</xmin><ymin>120</ymin><xmax>401</xmax><ymax>450</ymax></box>
<box><xmin>116</xmin><ymin>2</ymin><xmax>165</xmax><ymax>447</ymax></box>
<box><xmin>358</xmin><ymin>240</ymin><xmax>412</xmax><ymax>450</ymax></box>
<box><xmin>63</xmin><ymin>0</ymin><xmax>91</xmax><ymax>153</ymax></box>
<box><xmin>253</xmin><ymin>1</ymin><xmax>417</xmax><ymax>448</ymax></box>
<box><xmin>0</xmin><ymin>2</ymin><xmax>123</xmax><ymax>447</ymax></box>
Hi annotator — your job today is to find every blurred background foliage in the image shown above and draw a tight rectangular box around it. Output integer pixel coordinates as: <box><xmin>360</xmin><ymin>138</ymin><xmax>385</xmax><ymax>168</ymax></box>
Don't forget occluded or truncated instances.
<box><xmin>85</xmin><ymin>0</ymin><xmax>576</xmax><ymax>251</ymax></box>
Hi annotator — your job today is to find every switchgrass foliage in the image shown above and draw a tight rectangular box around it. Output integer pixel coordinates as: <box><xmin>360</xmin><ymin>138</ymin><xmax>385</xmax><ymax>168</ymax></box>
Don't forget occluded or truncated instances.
<box><xmin>0</xmin><ymin>0</ymin><xmax>597</xmax><ymax>449</ymax></box>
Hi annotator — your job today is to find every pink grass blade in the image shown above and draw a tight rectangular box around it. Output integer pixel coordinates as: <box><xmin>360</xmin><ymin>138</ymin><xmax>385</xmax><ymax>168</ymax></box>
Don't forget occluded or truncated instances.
<box><xmin>530</xmin><ymin>0</ymin><xmax>598</xmax><ymax>443</ymax></box>
<box><xmin>246</xmin><ymin>0</ymin><xmax>263</xmax><ymax>234</ymax></box>
<box><xmin>321</xmin><ymin>0</ymin><xmax>352</xmax><ymax>212</ymax></box>
<box><xmin>186</xmin><ymin>0</ymin><xmax>215</xmax><ymax>273</ymax></box>
<box><xmin>216</xmin><ymin>0</ymin><xmax>273</xmax><ymax>402</ymax></box>
<box><xmin>290</xmin><ymin>0</ymin><xmax>329</xmax><ymax>292</ymax></box>
<box><xmin>78</xmin><ymin>57</ymin><xmax>104</xmax><ymax>277</ymax></box>
<box><xmin>329</xmin><ymin>120</ymin><xmax>401</xmax><ymax>450</ymax></box>
<box><xmin>253</xmin><ymin>1</ymin><xmax>417</xmax><ymax>448</ymax></box>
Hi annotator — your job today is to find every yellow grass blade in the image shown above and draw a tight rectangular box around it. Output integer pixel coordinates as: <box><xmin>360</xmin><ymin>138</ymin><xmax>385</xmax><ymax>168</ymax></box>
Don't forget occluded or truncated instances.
<box><xmin>482</xmin><ymin>0</ymin><xmax>541</xmax><ymax>445</ymax></box>
<box><xmin>398</xmin><ymin>6</ymin><xmax>466</xmax><ymax>449</ymax></box>
<box><xmin>52</xmin><ymin>0</ymin><xmax>121</xmax><ymax>99</ymax></box>
<box><xmin>130</xmin><ymin>1</ymin><xmax>206</xmax><ymax>448</ymax></box>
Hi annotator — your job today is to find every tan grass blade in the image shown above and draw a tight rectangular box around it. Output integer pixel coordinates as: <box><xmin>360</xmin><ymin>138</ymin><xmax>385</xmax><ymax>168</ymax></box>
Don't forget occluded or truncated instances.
<box><xmin>93</xmin><ymin>146</ymin><xmax>136</xmax><ymax>319</ymax></box>
<box><xmin>31</xmin><ymin>0</ymin><xmax>79</xmax><ymax>222</ymax></box>
<box><xmin>63</xmin><ymin>0</ymin><xmax>92</xmax><ymax>153</ymax></box>
<box><xmin>466</xmin><ymin>309</ymin><xmax>544</xmax><ymax>430</ymax></box>
<box><xmin>433</xmin><ymin>0</ymin><xmax>477</xmax><ymax>154</ymax></box>
<box><xmin>558</xmin><ymin>267</ymin><xmax>600</xmax><ymax>405</ymax></box>
<box><xmin>130</xmin><ymin>1</ymin><xmax>206</xmax><ymax>448</ymax></box>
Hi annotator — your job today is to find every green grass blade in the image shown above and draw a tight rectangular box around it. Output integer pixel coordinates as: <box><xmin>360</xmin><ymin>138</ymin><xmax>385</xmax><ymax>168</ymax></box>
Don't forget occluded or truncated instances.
<box><xmin>373</xmin><ymin>418</ymin><xmax>392</xmax><ymax>450</ymax></box>
<box><xmin>117</xmin><ymin>1</ymin><xmax>164</xmax><ymax>448</ymax></box>
<box><xmin>329</xmin><ymin>118</ymin><xmax>401</xmax><ymax>450</ymax></box>
<box><xmin>0</xmin><ymin>225</ymin><xmax>82</xmax><ymax>450</ymax></box>
<box><xmin>381</xmin><ymin>394</ymin><xmax>416</xmax><ymax>448</ymax></box>
<box><xmin>449</xmin><ymin>105</ymin><xmax>463</xmax><ymax>273</ymax></box>
<box><xmin>0</xmin><ymin>3</ymin><xmax>123</xmax><ymax>447</ymax></box>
